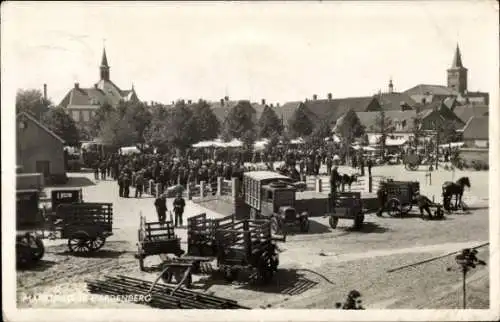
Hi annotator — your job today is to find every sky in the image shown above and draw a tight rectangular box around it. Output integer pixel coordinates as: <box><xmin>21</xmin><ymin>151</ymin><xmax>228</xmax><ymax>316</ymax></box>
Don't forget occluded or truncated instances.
<box><xmin>2</xmin><ymin>1</ymin><xmax>499</xmax><ymax>106</ymax></box>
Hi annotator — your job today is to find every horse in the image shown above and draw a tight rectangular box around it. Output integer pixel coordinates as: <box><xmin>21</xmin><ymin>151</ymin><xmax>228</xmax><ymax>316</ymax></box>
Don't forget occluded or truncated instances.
<box><xmin>337</xmin><ymin>174</ymin><xmax>358</xmax><ymax>192</ymax></box>
<box><xmin>442</xmin><ymin>177</ymin><xmax>470</xmax><ymax>210</ymax></box>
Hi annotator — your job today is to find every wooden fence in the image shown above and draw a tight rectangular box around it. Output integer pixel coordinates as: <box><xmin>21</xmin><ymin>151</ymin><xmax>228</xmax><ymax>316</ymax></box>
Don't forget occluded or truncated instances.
<box><xmin>138</xmin><ymin>177</ymin><xmax>235</xmax><ymax>200</ymax></box>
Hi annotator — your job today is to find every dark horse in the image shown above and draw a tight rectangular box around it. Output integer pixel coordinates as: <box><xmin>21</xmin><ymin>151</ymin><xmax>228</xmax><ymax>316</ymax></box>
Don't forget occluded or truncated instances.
<box><xmin>337</xmin><ymin>174</ymin><xmax>358</xmax><ymax>192</ymax></box>
<box><xmin>442</xmin><ymin>177</ymin><xmax>471</xmax><ymax>210</ymax></box>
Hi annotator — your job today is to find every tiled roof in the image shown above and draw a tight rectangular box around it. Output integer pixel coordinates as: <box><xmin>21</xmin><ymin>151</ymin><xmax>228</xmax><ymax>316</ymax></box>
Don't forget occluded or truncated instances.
<box><xmin>461</xmin><ymin>116</ymin><xmax>488</xmax><ymax>140</ymax></box>
<box><xmin>302</xmin><ymin>97</ymin><xmax>379</xmax><ymax>124</ymax></box>
<box><xmin>59</xmin><ymin>80</ymin><xmax>135</xmax><ymax>108</ymax></box>
<box><xmin>404</xmin><ymin>84</ymin><xmax>459</xmax><ymax>96</ymax></box>
<box><xmin>16</xmin><ymin>111</ymin><xmax>65</xmax><ymax>143</ymax></box>
<box><xmin>376</xmin><ymin>92</ymin><xmax>417</xmax><ymax>110</ymax></box>
<box><xmin>356</xmin><ymin>110</ymin><xmax>419</xmax><ymax>133</ymax></box>
<box><xmin>453</xmin><ymin>105</ymin><xmax>489</xmax><ymax>124</ymax></box>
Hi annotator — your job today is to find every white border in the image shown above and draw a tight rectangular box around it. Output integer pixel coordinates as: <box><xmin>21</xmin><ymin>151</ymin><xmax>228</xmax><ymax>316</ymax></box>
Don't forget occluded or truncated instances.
<box><xmin>2</xmin><ymin>1</ymin><xmax>499</xmax><ymax>321</ymax></box>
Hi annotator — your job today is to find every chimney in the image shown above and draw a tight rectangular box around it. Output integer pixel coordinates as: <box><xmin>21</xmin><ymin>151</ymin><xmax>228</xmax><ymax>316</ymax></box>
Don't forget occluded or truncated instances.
<box><xmin>94</xmin><ymin>84</ymin><xmax>98</xmax><ymax>89</ymax></box>
<box><xmin>327</xmin><ymin>93</ymin><xmax>332</xmax><ymax>101</ymax></box>
<box><xmin>277</xmin><ymin>102</ymin><xmax>280</xmax><ymax>107</ymax></box>
<box><xmin>224</xmin><ymin>96</ymin><xmax>229</xmax><ymax>102</ymax></box>
<box><xmin>43</xmin><ymin>84</ymin><xmax>47</xmax><ymax>101</ymax></box>
<box><xmin>220</xmin><ymin>98</ymin><xmax>224</xmax><ymax>106</ymax></box>
<box><xmin>270</xmin><ymin>103</ymin><xmax>274</xmax><ymax>108</ymax></box>
<box><xmin>151</xmin><ymin>101</ymin><xmax>154</xmax><ymax>106</ymax></box>
<box><xmin>188</xmin><ymin>99</ymin><xmax>192</xmax><ymax>104</ymax></box>
<box><xmin>74</xmin><ymin>83</ymin><xmax>80</xmax><ymax>89</ymax></box>
<box><xmin>261</xmin><ymin>99</ymin><xmax>266</xmax><ymax>105</ymax></box>
<box><xmin>313</xmin><ymin>94</ymin><xmax>317</xmax><ymax>100</ymax></box>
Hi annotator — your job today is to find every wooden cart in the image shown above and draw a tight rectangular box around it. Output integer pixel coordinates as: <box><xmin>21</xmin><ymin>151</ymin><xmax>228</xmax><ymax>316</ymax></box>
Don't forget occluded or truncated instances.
<box><xmin>187</xmin><ymin>213</ymin><xmax>235</xmax><ymax>257</ymax></box>
<box><xmin>327</xmin><ymin>192</ymin><xmax>364</xmax><ymax>229</ymax></box>
<box><xmin>136</xmin><ymin>215</ymin><xmax>184</xmax><ymax>271</ymax></box>
<box><xmin>55</xmin><ymin>203</ymin><xmax>113</xmax><ymax>253</ymax></box>
<box><xmin>380</xmin><ymin>180</ymin><xmax>420</xmax><ymax>217</ymax></box>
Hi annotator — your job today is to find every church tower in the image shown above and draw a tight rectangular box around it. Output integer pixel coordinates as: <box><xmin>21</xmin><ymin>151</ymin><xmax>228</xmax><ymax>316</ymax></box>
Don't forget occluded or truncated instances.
<box><xmin>447</xmin><ymin>44</ymin><xmax>467</xmax><ymax>94</ymax></box>
<box><xmin>100</xmin><ymin>47</ymin><xmax>110</xmax><ymax>81</ymax></box>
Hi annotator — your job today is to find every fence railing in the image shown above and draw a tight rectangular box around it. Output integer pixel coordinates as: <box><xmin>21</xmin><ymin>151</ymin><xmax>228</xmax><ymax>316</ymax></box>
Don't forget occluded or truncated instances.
<box><xmin>304</xmin><ymin>175</ymin><xmax>387</xmax><ymax>194</ymax></box>
<box><xmin>136</xmin><ymin>177</ymin><xmax>234</xmax><ymax>200</ymax></box>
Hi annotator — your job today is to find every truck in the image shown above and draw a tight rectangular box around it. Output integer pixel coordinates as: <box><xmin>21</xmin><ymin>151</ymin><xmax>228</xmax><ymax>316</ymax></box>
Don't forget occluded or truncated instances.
<box><xmin>242</xmin><ymin>171</ymin><xmax>309</xmax><ymax>234</ymax></box>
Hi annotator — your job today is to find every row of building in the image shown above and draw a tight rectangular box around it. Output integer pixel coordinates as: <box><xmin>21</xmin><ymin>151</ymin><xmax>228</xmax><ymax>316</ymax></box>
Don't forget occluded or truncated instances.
<box><xmin>55</xmin><ymin>45</ymin><xmax>489</xmax><ymax>148</ymax></box>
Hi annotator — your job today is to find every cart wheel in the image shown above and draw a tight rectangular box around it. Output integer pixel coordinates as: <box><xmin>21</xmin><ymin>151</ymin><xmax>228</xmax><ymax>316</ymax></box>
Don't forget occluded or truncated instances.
<box><xmin>31</xmin><ymin>236</ymin><xmax>45</xmax><ymax>261</ymax></box>
<box><xmin>353</xmin><ymin>214</ymin><xmax>365</xmax><ymax>230</ymax></box>
<box><xmin>270</xmin><ymin>217</ymin><xmax>281</xmax><ymax>235</ymax></box>
<box><xmin>387</xmin><ymin>199</ymin><xmax>402</xmax><ymax>217</ymax></box>
<box><xmin>257</xmin><ymin>254</ymin><xmax>274</xmax><ymax>285</ymax></box>
<box><xmin>16</xmin><ymin>235</ymin><xmax>34</xmax><ymax>267</ymax></box>
<box><xmin>409</xmin><ymin>164</ymin><xmax>418</xmax><ymax>171</ymax></box>
<box><xmin>401</xmin><ymin>203</ymin><xmax>412</xmax><ymax>215</ymax></box>
<box><xmin>87</xmin><ymin>236</ymin><xmax>106</xmax><ymax>251</ymax></box>
<box><xmin>173</xmin><ymin>269</ymin><xmax>184</xmax><ymax>284</ymax></box>
<box><xmin>68</xmin><ymin>231</ymin><xmax>91</xmax><ymax>253</ymax></box>
<box><xmin>299</xmin><ymin>217</ymin><xmax>309</xmax><ymax>233</ymax></box>
<box><xmin>329</xmin><ymin>216</ymin><xmax>339</xmax><ymax>229</ymax></box>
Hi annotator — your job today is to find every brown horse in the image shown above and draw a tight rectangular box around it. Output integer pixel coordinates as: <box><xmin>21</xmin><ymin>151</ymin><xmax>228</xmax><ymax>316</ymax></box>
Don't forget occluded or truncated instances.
<box><xmin>442</xmin><ymin>177</ymin><xmax>470</xmax><ymax>210</ymax></box>
<box><xmin>337</xmin><ymin>174</ymin><xmax>358</xmax><ymax>192</ymax></box>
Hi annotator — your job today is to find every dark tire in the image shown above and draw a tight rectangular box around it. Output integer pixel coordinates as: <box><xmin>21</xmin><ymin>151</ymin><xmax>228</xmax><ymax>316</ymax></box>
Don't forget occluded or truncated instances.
<box><xmin>329</xmin><ymin>216</ymin><xmax>339</xmax><ymax>229</ymax></box>
<box><xmin>353</xmin><ymin>214</ymin><xmax>364</xmax><ymax>229</ymax></box>
<box><xmin>32</xmin><ymin>236</ymin><xmax>45</xmax><ymax>261</ymax></box>
<box><xmin>161</xmin><ymin>269</ymin><xmax>173</xmax><ymax>283</ymax></box>
<box><xmin>387</xmin><ymin>199</ymin><xmax>402</xmax><ymax>217</ymax></box>
<box><xmin>299</xmin><ymin>217</ymin><xmax>309</xmax><ymax>233</ymax></box>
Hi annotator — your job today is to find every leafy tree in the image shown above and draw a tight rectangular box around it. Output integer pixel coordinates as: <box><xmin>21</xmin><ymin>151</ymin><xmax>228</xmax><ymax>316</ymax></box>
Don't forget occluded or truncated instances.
<box><xmin>191</xmin><ymin>99</ymin><xmax>220</xmax><ymax>141</ymax></box>
<box><xmin>241</xmin><ymin>129</ymin><xmax>257</xmax><ymax>152</ymax></box>
<box><xmin>88</xmin><ymin>103</ymin><xmax>113</xmax><ymax>138</ymax></box>
<box><xmin>223</xmin><ymin>100</ymin><xmax>255</xmax><ymax>139</ymax></box>
<box><xmin>258</xmin><ymin>105</ymin><xmax>283</xmax><ymax>138</ymax></box>
<box><xmin>99</xmin><ymin>111</ymin><xmax>139</xmax><ymax>147</ymax></box>
<box><xmin>16</xmin><ymin>89</ymin><xmax>51</xmax><ymax>120</ymax></box>
<box><xmin>334</xmin><ymin>109</ymin><xmax>365</xmax><ymax>162</ymax></box>
<box><xmin>288</xmin><ymin>103</ymin><xmax>313</xmax><ymax>138</ymax></box>
<box><xmin>42</xmin><ymin>107</ymin><xmax>80</xmax><ymax>146</ymax></box>
<box><xmin>370</xmin><ymin>109</ymin><xmax>394</xmax><ymax>158</ymax></box>
<box><xmin>411</xmin><ymin>114</ymin><xmax>424</xmax><ymax>148</ymax></box>
<box><xmin>437</xmin><ymin>120</ymin><xmax>461</xmax><ymax>144</ymax></box>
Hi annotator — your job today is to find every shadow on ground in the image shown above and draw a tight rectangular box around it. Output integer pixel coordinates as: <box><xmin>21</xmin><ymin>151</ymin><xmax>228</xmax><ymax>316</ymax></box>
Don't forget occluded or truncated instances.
<box><xmin>53</xmin><ymin>250</ymin><xmax>127</xmax><ymax>259</ymax></box>
<box><xmin>285</xmin><ymin>219</ymin><xmax>331</xmax><ymax>235</ymax></box>
<box><xmin>48</xmin><ymin>176</ymin><xmax>96</xmax><ymax>188</ymax></box>
<box><xmin>236</xmin><ymin>268</ymin><xmax>319</xmax><ymax>295</ymax></box>
<box><xmin>338</xmin><ymin>222</ymin><xmax>391</xmax><ymax>234</ymax></box>
<box><xmin>17</xmin><ymin>259</ymin><xmax>57</xmax><ymax>272</ymax></box>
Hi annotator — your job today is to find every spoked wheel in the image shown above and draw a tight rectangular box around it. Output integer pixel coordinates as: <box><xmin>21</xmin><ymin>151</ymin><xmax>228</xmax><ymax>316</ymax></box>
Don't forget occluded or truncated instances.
<box><xmin>31</xmin><ymin>236</ymin><xmax>45</xmax><ymax>261</ymax></box>
<box><xmin>257</xmin><ymin>254</ymin><xmax>274</xmax><ymax>285</ymax></box>
<box><xmin>329</xmin><ymin>216</ymin><xmax>339</xmax><ymax>229</ymax></box>
<box><xmin>387</xmin><ymin>199</ymin><xmax>402</xmax><ymax>217</ymax></box>
<box><xmin>16</xmin><ymin>234</ymin><xmax>41</xmax><ymax>267</ymax></box>
<box><xmin>87</xmin><ymin>236</ymin><xmax>106</xmax><ymax>251</ymax></box>
<box><xmin>68</xmin><ymin>231</ymin><xmax>91</xmax><ymax>253</ymax></box>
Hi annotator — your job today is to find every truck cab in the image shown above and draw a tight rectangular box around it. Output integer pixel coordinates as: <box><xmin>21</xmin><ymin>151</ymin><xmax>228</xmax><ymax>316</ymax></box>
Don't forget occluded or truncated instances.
<box><xmin>243</xmin><ymin>171</ymin><xmax>309</xmax><ymax>234</ymax></box>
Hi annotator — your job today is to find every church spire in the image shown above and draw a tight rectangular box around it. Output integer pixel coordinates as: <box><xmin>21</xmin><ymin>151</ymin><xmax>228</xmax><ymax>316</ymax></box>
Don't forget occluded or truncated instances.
<box><xmin>100</xmin><ymin>46</ymin><xmax>110</xmax><ymax>81</ymax></box>
<box><xmin>451</xmin><ymin>43</ymin><xmax>463</xmax><ymax>69</ymax></box>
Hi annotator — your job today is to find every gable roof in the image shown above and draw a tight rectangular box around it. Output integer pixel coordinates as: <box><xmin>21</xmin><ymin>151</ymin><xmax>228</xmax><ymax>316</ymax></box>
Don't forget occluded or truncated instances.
<box><xmin>376</xmin><ymin>92</ymin><xmax>417</xmax><ymax>110</ymax></box>
<box><xmin>59</xmin><ymin>80</ymin><xmax>135</xmax><ymax>108</ymax></box>
<box><xmin>404</xmin><ymin>84</ymin><xmax>459</xmax><ymax>96</ymax></box>
<box><xmin>452</xmin><ymin>105</ymin><xmax>489</xmax><ymax>124</ymax></box>
<box><xmin>461</xmin><ymin>116</ymin><xmax>488</xmax><ymax>140</ymax></box>
<box><xmin>356</xmin><ymin>110</ymin><xmax>419</xmax><ymax>133</ymax></box>
<box><xmin>16</xmin><ymin>111</ymin><xmax>65</xmax><ymax>143</ymax></box>
<box><xmin>303</xmin><ymin>97</ymin><xmax>379</xmax><ymax>124</ymax></box>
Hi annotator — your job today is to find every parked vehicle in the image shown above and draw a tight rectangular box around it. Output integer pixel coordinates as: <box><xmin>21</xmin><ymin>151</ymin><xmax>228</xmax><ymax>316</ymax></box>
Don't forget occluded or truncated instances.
<box><xmin>327</xmin><ymin>192</ymin><xmax>365</xmax><ymax>229</ymax></box>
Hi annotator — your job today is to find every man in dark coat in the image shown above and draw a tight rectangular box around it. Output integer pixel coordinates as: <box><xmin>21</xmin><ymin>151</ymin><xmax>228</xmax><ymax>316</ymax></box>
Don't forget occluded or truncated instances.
<box><xmin>330</xmin><ymin>166</ymin><xmax>340</xmax><ymax>195</ymax></box>
<box><xmin>154</xmin><ymin>194</ymin><xmax>168</xmax><ymax>223</ymax></box>
<box><xmin>123</xmin><ymin>173</ymin><xmax>131</xmax><ymax>198</ymax></box>
<box><xmin>118</xmin><ymin>172</ymin><xmax>124</xmax><ymax>197</ymax></box>
<box><xmin>134</xmin><ymin>170</ymin><xmax>144</xmax><ymax>198</ymax></box>
<box><xmin>415</xmin><ymin>192</ymin><xmax>434</xmax><ymax>219</ymax></box>
<box><xmin>173</xmin><ymin>193</ymin><xmax>186</xmax><ymax>227</ymax></box>
<box><xmin>367</xmin><ymin>158</ymin><xmax>373</xmax><ymax>177</ymax></box>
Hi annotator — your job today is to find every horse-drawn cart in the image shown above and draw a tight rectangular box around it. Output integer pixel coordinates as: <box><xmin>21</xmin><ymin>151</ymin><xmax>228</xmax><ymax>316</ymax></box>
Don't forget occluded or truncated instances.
<box><xmin>136</xmin><ymin>215</ymin><xmax>184</xmax><ymax>271</ymax></box>
<box><xmin>380</xmin><ymin>180</ymin><xmax>420</xmax><ymax>217</ymax></box>
<box><xmin>327</xmin><ymin>192</ymin><xmax>364</xmax><ymax>229</ymax></box>
<box><xmin>55</xmin><ymin>203</ymin><xmax>114</xmax><ymax>253</ymax></box>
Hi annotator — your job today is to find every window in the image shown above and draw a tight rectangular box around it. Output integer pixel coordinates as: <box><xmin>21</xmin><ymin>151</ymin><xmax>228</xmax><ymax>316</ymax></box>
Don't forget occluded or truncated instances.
<box><xmin>72</xmin><ymin>110</ymin><xmax>80</xmax><ymax>121</ymax></box>
<box><xmin>266</xmin><ymin>191</ymin><xmax>273</xmax><ymax>201</ymax></box>
<box><xmin>83</xmin><ymin>110</ymin><xmax>90</xmax><ymax>122</ymax></box>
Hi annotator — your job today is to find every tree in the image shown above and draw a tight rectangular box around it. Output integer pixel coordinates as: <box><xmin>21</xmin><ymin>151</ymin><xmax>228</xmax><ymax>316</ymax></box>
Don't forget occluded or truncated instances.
<box><xmin>411</xmin><ymin>114</ymin><xmax>424</xmax><ymax>148</ymax></box>
<box><xmin>88</xmin><ymin>103</ymin><xmax>113</xmax><ymax>138</ymax></box>
<box><xmin>42</xmin><ymin>107</ymin><xmax>80</xmax><ymax>146</ymax></box>
<box><xmin>334</xmin><ymin>109</ymin><xmax>365</xmax><ymax>162</ymax></box>
<box><xmin>223</xmin><ymin>100</ymin><xmax>255</xmax><ymax>139</ymax></box>
<box><xmin>370</xmin><ymin>109</ymin><xmax>394</xmax><ymax>158</ymax></box>
<box><xmin>307</xmin><ymin>120</ymin><xmax>332</xmax><ymax>148</ymax></box>
<box><xmin>241</xmin><ymin>129</ymin><xmax>257</xmax><ymax>151</ymax></box>
<box><xmin>438</xmin><ymin>120</ymin><xmax>461</xmax><ymax>144</ymax></box>
<box><xmin>16</xmin><ymin>89</ymin><xmax>51</xmax><ymax>120</ymax></box>
<box><xmin>99</xmin><ymin>111</ymin><xmax>139</xmax><ymax>147</ymax></box>
<box><xmin>288</xmin><ymin>103</ymin><xmax>313</xmax><ymax>138</ymax></box>
<box><xmin>258</xmin><ymin>106</ymin><xmax>283</xmax><ymax>138</ymax></box>
<box><xmin>191</xmin><ymin>100</ymin><xmax>220</xmax><ymax>141</ymax></box>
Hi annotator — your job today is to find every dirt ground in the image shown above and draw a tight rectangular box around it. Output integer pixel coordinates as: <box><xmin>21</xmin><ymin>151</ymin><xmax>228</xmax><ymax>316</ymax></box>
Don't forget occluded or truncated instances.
<box><xmin>17</xmin><ymin>166</ymin><xmax>490</xmax><ymax>309</ymax></box>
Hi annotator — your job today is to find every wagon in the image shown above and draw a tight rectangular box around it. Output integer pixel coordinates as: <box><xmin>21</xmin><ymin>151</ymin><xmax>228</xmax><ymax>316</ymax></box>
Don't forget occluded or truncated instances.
<box><xmin>380</xmin><ymin>180</ymin><xmax>420</xmax><ymax>217</ymax></box>
<box><xmin>404</xmin><ymin>152</ymin><xmax>421</xmax><ymax>171</ymax></box>
<box><xmin>136</xmin><ymin>215</ymin><xmax>184</xmax><ymax>271</ymax></box>
<box><xmin>243</xmin><ymin>171</ymin><xmax>309</xmax><ymax>235</ymax></box>
<box><xmin>55</xmin><ymin>203</ymin><xmax>114</xmax><ymax>253</ymax></box>
<box><xmin>327</xmin><ymin>192</ymin><xmax>364</xmax><ymax>229</ymax></box>
<box><xmin>16</xmin><ymin>189</ymin><xmax>46</xmax><ymax>267</ymax></box>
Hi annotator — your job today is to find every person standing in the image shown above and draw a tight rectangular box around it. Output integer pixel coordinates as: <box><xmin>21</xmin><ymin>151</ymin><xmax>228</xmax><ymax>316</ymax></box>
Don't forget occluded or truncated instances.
<box><xmin>376</xmin><ymin>185</ymin><xmax>388</xmax><ymax>217</ymax></box>
<box><xmin>93</xmin><ymin>160</ymin><xmax>100</xmax><ymax>180</ymax></box>
<box><xmin>359</xmin><ymin>156</ymin><xmax>365</xmax><ymax>176</ymax></box>
<box><xmin>154</xmin><ymin>194</ymin><xmax>168</xmax><ymax>223</ymax></box>
<box><xmin>326</xmin><ymin>155</ymin><xmax>333</xmax><ymax>176</ymax></box>
<box><xmin>330</xmin><ymin>165</ymin><xmax>340</xmax><ymax>205</ymax></box>
<box><xmin>123</xmin><ymin>173</ymin><xmax>131</xmax><ymax>198</ymax></box>
<box><xmin>134</xmin><ymin>170</ymin><xmax>144</xmax><ymax>198</ymax></box>
<box><xmin>415</xmin><ymin>192</ymin><xmax>434</xmax><ymax>219</ymax></box>
<box><xmin>173</xmin><ymin>193</ymin><xmax>186</xmax><ymax>227</ymax></box>
<box><xmin>367</xmin><ymin>158</ymin><xmax>373</xmax><ymax>177</ymax></box>
<box><xmin>118</xmin><ymin>172</ymin><xmax>124</xmax><ymax>197</ymax></box>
